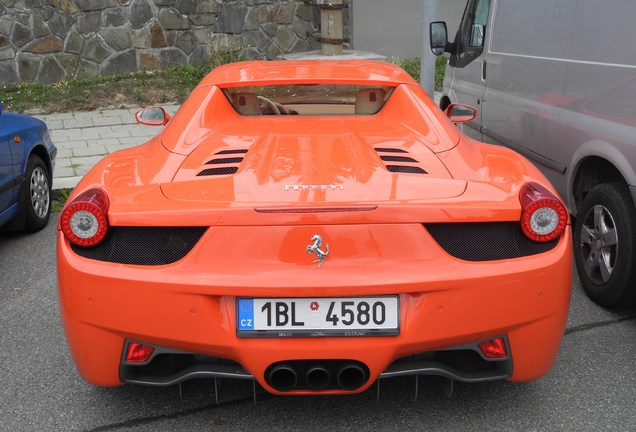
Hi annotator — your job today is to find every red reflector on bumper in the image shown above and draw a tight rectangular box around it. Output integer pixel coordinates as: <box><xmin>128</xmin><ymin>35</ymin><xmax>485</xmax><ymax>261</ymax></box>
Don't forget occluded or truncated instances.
<box><xmin>478</xmin><ymin>338</ymin><xmax>507</xmax><ymax>359</ymax></box>
<box><xmin>125</xmin><ymin>343</ymin><xmax>155</xmax><ymax>363</ymax></box>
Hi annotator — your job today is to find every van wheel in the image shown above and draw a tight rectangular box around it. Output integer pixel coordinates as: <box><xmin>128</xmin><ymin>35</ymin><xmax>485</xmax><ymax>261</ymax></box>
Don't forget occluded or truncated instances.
<box><xmin>574</xmin><ymin>183</ymin><xmax>636</xmax><ymax>307</ymax></box>
<box><xmin>23</xmin><ymin>154</ymin><xmax>51</xmax><ymax>232</ymax></box>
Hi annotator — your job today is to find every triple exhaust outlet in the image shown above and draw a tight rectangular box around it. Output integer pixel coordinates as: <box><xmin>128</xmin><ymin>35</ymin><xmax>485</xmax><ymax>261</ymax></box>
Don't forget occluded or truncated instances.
<box><xmin>266</xmin><ymin>360</ymin><xmax>369</xmax><ymax>392</ymax></box>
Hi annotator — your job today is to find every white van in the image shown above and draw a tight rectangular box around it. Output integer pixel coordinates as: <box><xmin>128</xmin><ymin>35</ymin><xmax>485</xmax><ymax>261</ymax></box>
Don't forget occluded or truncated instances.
<box><xmin>430</xmin><ymin>0</ymin><xmax>636</xmax><ymax>307</ymax></box>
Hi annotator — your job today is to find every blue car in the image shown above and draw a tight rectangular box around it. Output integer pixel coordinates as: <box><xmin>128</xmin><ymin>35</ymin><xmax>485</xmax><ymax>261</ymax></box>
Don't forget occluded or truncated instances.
<box><xmin>0</xmin><ymin>101</ymin><xmax>56</xmax><ymax>232</ymax></box>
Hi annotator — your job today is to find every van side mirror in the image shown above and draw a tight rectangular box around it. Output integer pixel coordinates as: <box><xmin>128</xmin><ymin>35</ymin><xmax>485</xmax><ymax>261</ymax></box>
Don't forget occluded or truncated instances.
<box><xmin>430</xmin><ymin>21</ymin><xmax>448</xmax><ymax>56</ymax></box>
<box><xmin>444</xmin><ymin>103</ymin><xmax>477</xmax><ymax>123</ymax></box>
<box><xmin>135</xmin><ymin>106</ymin><xmax>171</xmax><ymax>126</ymax></box>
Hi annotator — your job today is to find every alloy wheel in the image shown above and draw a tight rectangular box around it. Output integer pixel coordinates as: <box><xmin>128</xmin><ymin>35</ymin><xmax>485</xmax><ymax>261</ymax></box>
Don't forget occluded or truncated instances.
<box><xmin>578</xmin><ymin>204</ymin><xmax>618</xmax><ymax>284</ymax></box>
<box><xmin>30</xmin><ymin>166</ymin><xmax>50</xmax><ymax>219</ymax></box>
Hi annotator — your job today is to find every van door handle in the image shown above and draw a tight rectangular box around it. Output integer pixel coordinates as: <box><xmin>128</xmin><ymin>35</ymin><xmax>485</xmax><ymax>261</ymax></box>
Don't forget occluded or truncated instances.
<box><xmin>481</xmin><ymin>61</ymin><xmax>487</xmax><ymax>81</ymax></box>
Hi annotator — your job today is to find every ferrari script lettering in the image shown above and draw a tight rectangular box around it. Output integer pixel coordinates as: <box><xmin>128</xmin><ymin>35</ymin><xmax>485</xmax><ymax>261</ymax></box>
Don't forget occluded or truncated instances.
<box><xmin>284</xmin><ymin>184</ymin><xmax>344</xmax><ymax>191</ymax></box>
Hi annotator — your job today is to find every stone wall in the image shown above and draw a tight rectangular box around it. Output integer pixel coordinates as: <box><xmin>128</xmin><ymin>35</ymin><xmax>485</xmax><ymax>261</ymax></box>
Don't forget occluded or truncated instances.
<box><xmin>0</xmin><ymin>0</ymin><xmax>336</xmax><ymax>85</ymax></box>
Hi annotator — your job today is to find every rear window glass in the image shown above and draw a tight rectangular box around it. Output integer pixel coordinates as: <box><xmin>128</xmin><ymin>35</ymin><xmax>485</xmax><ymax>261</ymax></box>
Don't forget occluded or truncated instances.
<box><xmin>223</xmin><ymin>84</ymin><xmax>393</xmax><ymax>116</ymax></box>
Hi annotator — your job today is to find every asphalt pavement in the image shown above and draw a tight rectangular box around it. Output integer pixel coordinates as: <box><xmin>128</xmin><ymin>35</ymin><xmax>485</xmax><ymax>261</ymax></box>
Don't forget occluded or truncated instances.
<box><xmin>33</xmin><ymin>104</ymin><xmax>180</xmax><ymax>191</ymax></box>
<box><xmin>1</xmin><ymin>217</ymin><xmax>635</xmax><ymax>431</ymax></box>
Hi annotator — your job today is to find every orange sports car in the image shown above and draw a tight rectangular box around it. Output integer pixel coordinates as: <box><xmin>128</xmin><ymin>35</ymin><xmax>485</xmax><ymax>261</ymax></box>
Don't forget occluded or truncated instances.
<box><xmin>57</xmin><ymin>60</ymin><xmax>571</xmax><ymax>397</ymax></box>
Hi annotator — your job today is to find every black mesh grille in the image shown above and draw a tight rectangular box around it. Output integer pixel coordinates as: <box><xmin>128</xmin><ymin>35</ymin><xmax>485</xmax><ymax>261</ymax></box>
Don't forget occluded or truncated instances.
<box><xmin>71</xmin><ymin>227</ymin><xmax>208</xmax><ymax>265</ymax></box>
<box><xmin>386</xmin><ymin>165</ymin><xmax>427</xmax><ymax>174</ymax></box>
<box><xmin>206</xmin><ymin>157</ymin><xmax>244</xmax><ymax>165</ymax></box>
<box><xmin>380</xmin><ymin>155</ymin><xmax>419</xmax><ymax>163</ymax></box>
<box><xmin>424</xmin><ymin>222</ymin><xmax>558</xmax><ymax>261</ymax></box>
<box><xmin>215</xmin><ymin>149</ymin><xmax>248</xmax><ymax>155</ymax></box>
<box><xmin>198</xmin><ymin>166</ymin><xmax>239</xmax><ymax>176</ymax></box>
<box><xmin>375</xmin><ymin>147</ymin><xmax>408</xmax><ymax>153</ymax></box>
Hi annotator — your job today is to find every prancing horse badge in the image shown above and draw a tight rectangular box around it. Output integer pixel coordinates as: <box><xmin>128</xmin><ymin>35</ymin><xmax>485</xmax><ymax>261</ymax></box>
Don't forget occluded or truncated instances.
<box><xmin>306</xmin><ymin>234</ymin><xmax>329</xmax><ymax>267</ymax></box>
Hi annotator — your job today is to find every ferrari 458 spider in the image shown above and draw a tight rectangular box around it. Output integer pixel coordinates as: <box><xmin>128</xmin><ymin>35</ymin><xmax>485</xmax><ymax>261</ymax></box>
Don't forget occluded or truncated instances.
<box><xmin>0</xmin><ymin>102</ymin><xmax>56</xmax><ymax>232</ymax></box>
<box><xmin>57</xmin><ymin>61</ymin><xmax>571</xmax><ymax>396</ymax></box>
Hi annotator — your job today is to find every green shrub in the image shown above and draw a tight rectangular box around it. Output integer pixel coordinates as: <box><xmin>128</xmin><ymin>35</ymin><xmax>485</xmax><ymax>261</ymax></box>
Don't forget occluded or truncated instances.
<box><xmin>391</xmin><ymin>56</ymin><xmax>447</xmax><ymax>91</ymax></box>
<box><xmin>392</xmin><ymin>57</ymin><xmax>421</xmax><ymax>83</ymax></box>
<box><xmin>435</xmin><ymin>56</ymin><xmax>447</xmax><ymax>91</ymax></box>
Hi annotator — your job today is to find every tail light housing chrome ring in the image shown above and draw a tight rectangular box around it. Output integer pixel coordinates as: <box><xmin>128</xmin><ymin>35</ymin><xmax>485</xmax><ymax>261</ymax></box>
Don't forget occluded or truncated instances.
<box><xmin>519</xmin><ymin>182</ymin><xmax>568</xmax><ymax>243</ymax></box>
<box><xmin>60</xmin><ymin>188</ymin><xmax>110</xmax><ymax>247</ymax></box>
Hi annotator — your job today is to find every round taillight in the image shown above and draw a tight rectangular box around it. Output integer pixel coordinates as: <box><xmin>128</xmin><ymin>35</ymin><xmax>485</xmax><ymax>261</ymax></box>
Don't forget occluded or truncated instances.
<box><xmin>519</xmin><ymin>182</ymin><xmax>568</xmax><ymax>242</ymax></box>
<box><xmin>61</xmin><ymin>188</ymin><xmax>110</xmax><ymax>247</ymax></box>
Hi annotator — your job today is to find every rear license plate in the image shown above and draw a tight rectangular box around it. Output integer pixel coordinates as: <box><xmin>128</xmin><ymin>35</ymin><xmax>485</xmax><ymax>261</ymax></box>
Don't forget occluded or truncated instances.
<box><xmin>236</xmin><ymin>296</ymin><xmax>399</xmax><ymax>338</ymax></box>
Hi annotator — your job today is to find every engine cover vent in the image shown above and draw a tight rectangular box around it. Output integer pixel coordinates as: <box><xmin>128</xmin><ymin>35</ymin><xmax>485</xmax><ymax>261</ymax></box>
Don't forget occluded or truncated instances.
<box><xmin>374</xmin><ymin>147</ymin><xmax>428</xmax><ymax>175</ymax></box>
<box><xmin>197</xmin><ymin>149</ymin><xmax>247</xmax><ymax>177</ymax></box>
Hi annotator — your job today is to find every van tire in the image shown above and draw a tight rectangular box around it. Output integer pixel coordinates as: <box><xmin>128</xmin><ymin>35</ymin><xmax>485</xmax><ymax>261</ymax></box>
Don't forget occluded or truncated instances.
<box><xmin>574</xmin><ymin>183</ymin><xmax>636</xmax><ymax>307</ymax></box>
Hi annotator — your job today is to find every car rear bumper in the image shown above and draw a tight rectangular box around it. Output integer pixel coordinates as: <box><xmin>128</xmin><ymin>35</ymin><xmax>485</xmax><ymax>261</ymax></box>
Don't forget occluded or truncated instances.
<box><xmin>57</xmin><ymin>224</ymin><xmax>572</xmax><ymax>394</ymax></box>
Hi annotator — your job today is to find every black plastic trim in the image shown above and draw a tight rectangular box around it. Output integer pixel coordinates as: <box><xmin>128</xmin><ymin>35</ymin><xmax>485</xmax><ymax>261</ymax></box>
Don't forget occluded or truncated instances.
<box><xmin>386</xmin><ymin>165</ymin><xmax>427</xmax><ymax>174</ymax></box>
<box><xmin>424</xmin><ymin>222</ymin><xmax>558</xmax><ymax>261</ymax></box>
<box><xmin>374</xmin><ymin>147</ymin><xmax>408</xmax><ymax>153</ymax></box>
<box><xmin>119</xmin><ymin>335</ymin><xmax>512</xmax><ymax>388</ymax></box>
<box><xmin>120</xmin><ymin>341</ymin><xmax>252</xmax><ymax>386</ymax></box>
<box><xmin>380</xmin><ymin>155</ymin><xmax>419</xmax><ymax>163</ymax></box>
<box><xmin>70</xmin><ymin>226</ymin><xmax>207</xmax><ymax>265</ymax></box>
<box><xmin>0</xmin><ymin>175</ymin><xmax>23</xmax><ymax>195</ymax></box>
<box><xmin>380</xmin><ymin>335</ymin><xmax>513</xmax><ymax>383</ymax></box>
<box><xmin>215</xmin><ymin>149</ymin><xmax>248</xmax><ymax>155</ymax></box>
<box><xmin>206</xmin><ymin>157</ymin><xmax>244</xmax><ymax>165</ymax></box>
<box><xmin>197</xmin><ymin>167</ymin><xmax>239</xmax><ymax>176</ymax></box>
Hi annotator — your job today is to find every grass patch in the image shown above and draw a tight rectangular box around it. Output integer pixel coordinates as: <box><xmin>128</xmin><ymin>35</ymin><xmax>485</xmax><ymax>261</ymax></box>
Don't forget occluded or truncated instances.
<box><xmin>0</xmin><ymin>50</ymin><xmax>242</xmax><ymax>114</ymax></box>
<box><xmin>51</xmin><ymin>189</ymin><xmax>71</xmax><ymax>213</ymax></box>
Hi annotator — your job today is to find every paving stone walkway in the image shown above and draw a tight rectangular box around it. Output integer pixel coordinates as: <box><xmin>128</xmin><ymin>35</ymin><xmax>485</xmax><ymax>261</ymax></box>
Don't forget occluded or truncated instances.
<box><xmin>34</xmin><ymin>104</ymin><xmax>180</xmax><ymax>190</ymax></box>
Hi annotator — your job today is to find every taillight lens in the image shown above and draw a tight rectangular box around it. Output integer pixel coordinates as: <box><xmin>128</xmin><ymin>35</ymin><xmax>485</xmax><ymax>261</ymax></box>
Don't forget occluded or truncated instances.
<box><xmin>478</xmin><ymin>338</ymin><xmax>508</xmax><ymax>359</ymax></box>
<box><xmin>519</xmin><ymin>182</ymin><xmax>567</xmax><ymax>242</ymax></box>
<box><xmin>125</xmin><ymin>343</ymin><xmax>155</xmax><ymax>363</ymax></box>
<box><xmin>60</xmin><ymin>188</ymin><xmax>110</xmax><ymax>247</ymax></box>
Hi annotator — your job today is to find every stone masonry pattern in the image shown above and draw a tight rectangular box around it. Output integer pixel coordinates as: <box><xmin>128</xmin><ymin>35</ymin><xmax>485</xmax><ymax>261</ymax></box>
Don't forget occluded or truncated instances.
<box><xmin>0</xmin><ymin>0</ymin><xmax>349</xmax><ymax>85</ymax></box>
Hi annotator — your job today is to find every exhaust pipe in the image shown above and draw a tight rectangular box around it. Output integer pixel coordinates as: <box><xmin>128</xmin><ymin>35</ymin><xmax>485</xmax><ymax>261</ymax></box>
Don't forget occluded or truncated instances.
<box><xmin>267</xmin><ymin>360</ymin><xmax>369</xmax><ymax>391</ymax></box>
<box><xmin>337</xmin><ymin>363</ymin><xmax>367</xmax><ymax>391</ymax></box>
<box><xmin>305</xmin><ymin>363</ymin><xmax>331</xmax><ymax>390</ymax></box>
<box><xmin>267</xmin><ymin>364</ymin><xmax>298</xmax><ymax>392</ymax></box>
